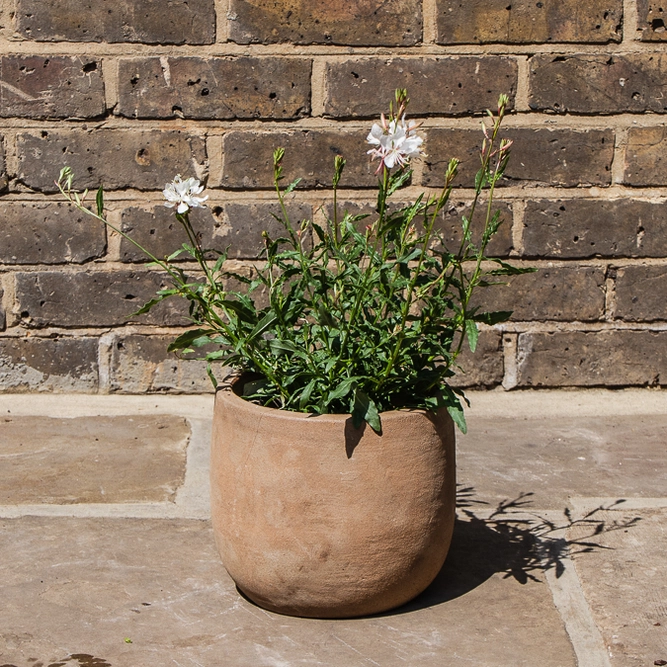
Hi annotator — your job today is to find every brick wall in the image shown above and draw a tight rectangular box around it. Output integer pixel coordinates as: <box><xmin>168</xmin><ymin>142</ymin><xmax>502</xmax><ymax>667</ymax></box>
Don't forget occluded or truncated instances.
<box><xmin>1</xmin><ymin>0</ymin><xmax>666</xmax><ymax>393</ymax></box>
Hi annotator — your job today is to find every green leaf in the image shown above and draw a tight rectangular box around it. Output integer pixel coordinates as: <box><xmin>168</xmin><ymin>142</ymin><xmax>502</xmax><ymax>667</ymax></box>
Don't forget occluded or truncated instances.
<box><xmin>488</xmin><ymin>260</ymin><xmax>538</xmax><ymax>276</ymax></box>
<box><xmin>130</xmin><ymin>294</ymin><xmax>169</xmax><ymax>317</ymax></box>
<box><xmin>247</xmin><ymin>311</ymin><xmax>278</xmax><ymax>342</ymax></box>
<box><xmin>447</xmin><ymin>403</ymin><xmax>467</xmax><ymax>434</ymax></box>
<box><xmin>206</xmin><ymin>364</ymin><xmax>218</xmax><ymax>388</ymax></box>
<box><xmin>474</xmin><ymin>168</ymin><xmax>488</xmax><ymax>191</ymax></box>
<box><xmin>96</xmin><ymin>186</ymin><xmax>104</xmax><ymax>218</ymax></box>
<box><xmin>167</xmin><ymin>329</ymin><xmax>210</xmax><ymax>353</ymax></box>
<box><xmin>473</xmin><ymin>310</ymin><xmax>512</xmax><ymax>325</ymax></box>
<box><xmin>352</xmin><ymin>390</ymin><xmax>382</xmax><ymax>434</ymax></box>
<box><xmin>269</xmin><ymin>339</ymin><xmax>308</xmax><ymax>359</ymax></box>
<box><xmin>465</xmin><ymin>319</ymin><xmax>479</xmax><ymax>353</ymax></box>
<box><xmin>284</xmin><ymin>177</ymin><xmax>302</xmax><ymax>194</ymax></box>
<box><xmin>298</xmin><ymin>379</ymin><xmax>317</xmax><ymax>410</ymax></box>
<box><xmin>326</xmin><ymin>377</ymin><xmax>358</xmax><ymax>403</ymax></box>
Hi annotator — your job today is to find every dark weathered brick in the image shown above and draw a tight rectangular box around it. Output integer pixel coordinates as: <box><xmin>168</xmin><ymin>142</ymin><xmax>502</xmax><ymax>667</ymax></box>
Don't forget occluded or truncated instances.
<box><xmin>475</xmin><ymin>267</ymin><xmax>606</xmax><ymax>321</ymax></box>
<box><xmin>109</xmin><ymin>334</ymin><xmax>216</xmax><ymax>393</ymax></box>
<box><xmin>449</xmin><ymin>329</ymin><xmax>504</xmax><ymax>387</ymax></box>
<box><xmin>15</xmin><ymin>0</ymin><xmax>215</xmax><ymax>44</ymax></box>
<box><xmin>228</xmin><ymin>0</ymin><xmax>421</xmax><ymax>46</ymax></box>
<box><xmin>117</xmin><ymin>57</ymin><xmax>311</xmax><ymax>120</ymax></box>
<box><xmin>0</xmin><ymin>284</ymin><xmax>5</xmax><ymax>331</ymax></box>
<box><xmin>529</xmin><ymin>54</ymin><xmax>667</xmax><ymax>114</ymax></box>
<box><xmin>0</xmin><ymin>56</ymin><xmax>105</xmax><ymax>120</ymax></box>
<box><xmin>523</xmin><ymin>199</ymin><xmax>667</xmax><ymax>259</ymax></box>
<box><xmin>436</xmin><ymin>0</ymin><xmax>622</xmax><ymax>44</ymax></box>
<box><xmin>636</xmin><ymin>0</ymin><xmax>667</xmax><ymax>41</ymax></box>
<box><xmin>614</xmin><ymin>265</ymin><xmax>667</xmax><ymax>321</ymax></box>
<box><xmin>222</xmin><ymin>130</ymin><xmax>376</xmax><ymax>189</ymax></box>
<box><xmin>15</xmin><ymin>271</ymin><xmax>189</xmax><ymax>328</ymax></box>
<box><xmin>327</xmin><ymin>199</ymin><xmax>513</xmax><ymax>257</ymax></box>
<box><xmin>324</xmin><ymin>57</ymin><xmax>517</xmax><ymax>118</ymax></box>
<box><xmin>0</xmin><ymin>336</ymin><xmax>98</xmax><ymax>391</ymax></box>
<box><xmin>422</xmin><ymin>128</ymin><xmax>614</xmax><ymax>188</ymax></box>
<box><xmin>0</xmin><ymin>202</ymin><xmax>106</xmax><ymax>265</ymax></box>
<box><xmin>438</xmin><ymin>200</ymin><xmax>514</xmax><ymax>257</ymax></box>
<box><xmin>120</xmin><ymin>202</ymin><xmax>312</xmax><ymax>261</ymax></box>
<box><xmin>516</xmin><ymin>330</ymin><xmax>667</xmax><ymax>386</ymax></box>
<box><xmin>17</xmin><ymin>130</ymin><xmax>207</xmax><ymax>193</ymax></box>
<box><xmin>624</xmin><ymin>126</ymin><xmax>667</xmax><ymax>186</ymax></box>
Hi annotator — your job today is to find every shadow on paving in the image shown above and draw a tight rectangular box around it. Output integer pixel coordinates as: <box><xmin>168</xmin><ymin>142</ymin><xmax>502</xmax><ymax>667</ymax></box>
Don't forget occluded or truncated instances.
<box><xmin>385</xmin><ymin>486</ymin><xmax>642</xmax><ymax>617</ymax></box>
<box><xmin>0</xmin><ymin>653</ymin><xmax>112</xmax><ymax>667</ymax></box>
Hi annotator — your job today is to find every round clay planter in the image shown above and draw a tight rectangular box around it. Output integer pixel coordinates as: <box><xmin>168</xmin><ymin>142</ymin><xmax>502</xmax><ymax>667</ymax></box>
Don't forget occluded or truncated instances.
<box><xmin>210</xmin><ymin>378</ymin><xmax>456</xmax><ymax>618</ymax></box>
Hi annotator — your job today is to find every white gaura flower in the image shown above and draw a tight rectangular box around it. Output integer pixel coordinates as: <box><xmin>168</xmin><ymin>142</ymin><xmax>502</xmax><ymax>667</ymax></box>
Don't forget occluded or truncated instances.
<box><xmin>366</xmin><ymin>116</ymin><xmax>424</xmax><ymax>172</ymax></box>
<box><xmin>163</xmin><ymin>174</ymin><xmax>208</xmax><ymax>214</ymax></box>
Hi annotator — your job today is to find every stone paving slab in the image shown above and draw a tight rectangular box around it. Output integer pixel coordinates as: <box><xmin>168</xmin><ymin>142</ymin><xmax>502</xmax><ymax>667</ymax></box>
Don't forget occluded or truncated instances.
<box><xmin>458</xmin><ymin>414</ymin><xmax>667</xmax><ymax>509</ymax></box>
<box><xmin>569</xmin><ymin>507</ymin><xmax>667</xmax><ymax>667</ymax></box>
<box><xmin>0</xmin><ymin>515</ymin><xmax>575</xmax><ymax>667</ymax></box>
<box><xmin>0</xmin><ymin>415</ymin><xmax>189</xmax><ymax>504</ymax></box>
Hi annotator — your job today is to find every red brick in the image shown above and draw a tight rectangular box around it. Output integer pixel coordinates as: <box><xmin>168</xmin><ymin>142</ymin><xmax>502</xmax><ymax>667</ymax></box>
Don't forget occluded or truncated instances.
<box><xmin>422</xmin><ymin>128</ymin><xmax>613</xmax><ymax>188</ymax></box>
<box><xmin>529</xmin><ymin>54</ymin><xmax>667</xmax><ymax>114</ymax></box>
<box><xmin>117</xmin><ymin>57</ymin><xmax>311</xmax><ymax>120</ymax></box>
<box><xmin>221</xmin><ymin>130</ymin><xmax>376</xmax><ymax>189</ymax></box>
<box><xmin>17</xmin><ymin>130</ymin><xmax>207</xmax><ymax>193</ymax></box>
<box><xmin>475</xmin><ymin>267</ymin><xmax>606</xmax><ymax>321</ymax></box>
<box><xmin>227</xmin><ymin>0</ymin><xmax>421</xmax><ymax>46</ymax></box>
<box><xmin>324</xmin><ymin>57</ymin><xmax>517</xmax><ymax>118</ymax></box>
<box><xmin>613</xmin><ymin>265</ymin><xmax>667</xmax><ymax>321</ymax></box>
<box><xmin>15</xmin><ymin>0</ymin><xmax>215</xmax><ymax>44</ymax></box>
<box><xmin>0</xmin><ymin>336</ymin><xmax>98</xmax><ymax>392</ymax></box>
<box><xmin>436</xmin><ymin>0</ymin><xmax>622</xmax><ymax>44</ymax></box>
<box><xmin>0</xmin><ymin>56</ymin><xmax>105</xmax><ymax>120</ymax></box>
<box><xmin>636</xmin><ymin>0</ymin><xmax>667</xmax><ymax>41</ymax></box>
<box><xmin>523</xmin><ymin>199</ymin><xmax>667</xmax><ymax>259</ymax></box>
<box><xmin>120</xmin><ymin>202</ymin><xmax>312</xmax><ymax>262</ymax></box>
<box><xmin>624</xmin><ymin>126</ymin><xmax>667</xmax><ymax>186</ymax></box>
<box><xmin>0</xmin><ymin>202</ymin><xmax>106</xmax><ymax>265</ymax></box>
<box><xmin>15</xmin><ymin>271</ymin><xmax>189</xmax><ymax>328</ymax></box>
<box><xmin>516</xmin><ymin>331</ymin><xmax>667</xmax><ymax>386</ymax></box>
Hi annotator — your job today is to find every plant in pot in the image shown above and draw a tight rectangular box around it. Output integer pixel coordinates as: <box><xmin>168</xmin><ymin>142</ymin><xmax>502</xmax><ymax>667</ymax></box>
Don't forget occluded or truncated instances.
<box><xmin>58</xmin><ymin>90</ymin><xmax>529</xmax><ymax>618</ymax></box>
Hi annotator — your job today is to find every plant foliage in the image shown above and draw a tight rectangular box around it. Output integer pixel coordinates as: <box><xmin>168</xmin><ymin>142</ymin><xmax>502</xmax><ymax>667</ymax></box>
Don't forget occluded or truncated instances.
<box><xmin>57</xmin><ymin>90</ymin><xmax>532</xmax><ymax>434</ymax></box>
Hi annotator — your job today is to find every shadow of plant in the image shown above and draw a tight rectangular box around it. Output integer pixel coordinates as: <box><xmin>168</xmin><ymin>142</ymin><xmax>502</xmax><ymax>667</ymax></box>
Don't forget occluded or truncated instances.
<box><xmin>391</xmin><ymin>485</ymin><xmax>641</xmax><ymax>614</ymax></box>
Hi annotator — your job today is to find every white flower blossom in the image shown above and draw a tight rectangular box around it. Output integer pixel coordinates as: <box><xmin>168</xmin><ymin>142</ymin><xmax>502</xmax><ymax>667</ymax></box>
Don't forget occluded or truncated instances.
<box><xmin>366</xmin><ymin>116</ymin><xmax>424</xmax><ymax>172</ymax></box>
<box><xmin>163</xmin><ymin>175</ymin><xmax>208</xmax><ymax>214</ymax></box>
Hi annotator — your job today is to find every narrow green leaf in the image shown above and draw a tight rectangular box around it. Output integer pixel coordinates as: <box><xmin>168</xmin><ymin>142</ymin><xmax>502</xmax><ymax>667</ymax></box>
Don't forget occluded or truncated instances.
<box><xmin>326</xmin><ymin>377</ymin><xmax>358</xmax><ymax>403</ymax></box>
<box><xmin>465</xmin><ymin>319</ymin><xmax>479</xmax><ymax>353</ymax></box>
<box><xmin>247</xmin><ymin>311</ymin><xmax>278</xmax><ymax>342</ymax></box>
<box><xmin>298</xmin><ymin>379</ymin><xmax>317</xmax><ymax>411</ymax></box>
<box><xmin>447</xmin><ymin>403</ymin><xmax>467</xmax><ymax>434</ymax></box>
<box><xmin>96</xmin><ymin>186</ymin><xmax>104</xmax><ymax>218</ymax></box>
<box><xmin>269</xmin><ymin>339</ymin><xmax>308</xmax><ymax>359</ymax></box>
<box><xmin>352</xmin><ymin>390</ymin><xmax>382</xmax><ymax>434</ymax></box>
<box><xmin>131</xmin><ymin>295</ymin><xmax>166</xmax><ymax>317</ymax></box>
<box><xmin>283</xmin><ymin>177</ymin><xmax>302</xmax><ymax>194</ymax></box>
<box><xmin>167</xmin><ymin>329</ymin><xmax>210</xmax><ymax>352</ymax></box>
<box><xmin>473</xmin><ymin>310</ymin><xmax>512</xmax><ymax>325</ymax></box>
<box><xmin>206</xmin><ymin>364</ymin><xmax>218</xmax><ymax>388</ymax></box>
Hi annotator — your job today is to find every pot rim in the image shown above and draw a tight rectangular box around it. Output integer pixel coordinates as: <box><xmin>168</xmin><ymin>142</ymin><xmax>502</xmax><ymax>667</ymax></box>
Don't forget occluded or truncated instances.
<box><xmin>216</xmin><ymin>374</ymin><xmax>443</xmax><ymax>425</ymax></box>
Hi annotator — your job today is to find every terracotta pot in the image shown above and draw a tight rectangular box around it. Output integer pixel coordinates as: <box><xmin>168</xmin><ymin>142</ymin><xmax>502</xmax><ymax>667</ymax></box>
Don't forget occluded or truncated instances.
<box><xmin>210</xmin><ymin>378</ymin><xmax>456</xmax><ymax>618</ymax></box>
